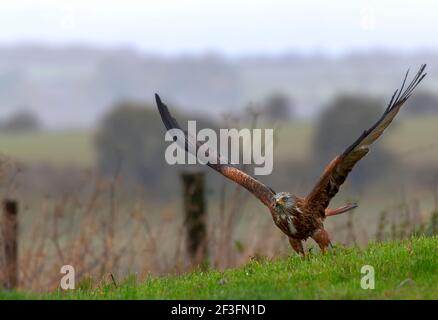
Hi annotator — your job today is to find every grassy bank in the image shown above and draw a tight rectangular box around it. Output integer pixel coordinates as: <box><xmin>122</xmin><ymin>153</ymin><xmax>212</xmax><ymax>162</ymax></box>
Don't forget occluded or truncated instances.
<box><xmin>1</xmin><ymin>236</ymin><xmax>437</xmax><ymax>299</ymax></box>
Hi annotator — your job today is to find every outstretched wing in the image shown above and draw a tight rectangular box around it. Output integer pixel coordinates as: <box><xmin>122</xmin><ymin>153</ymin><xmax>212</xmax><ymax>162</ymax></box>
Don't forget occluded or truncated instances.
<box><xmin>155</xmin><ymin>94</ymin><xmax>276</xmax><ymax>208</ymax></box>
<box><xmin>306</xmin><ymin>64</ymin><xmax>427</xmax><ymax>212</ymax></box>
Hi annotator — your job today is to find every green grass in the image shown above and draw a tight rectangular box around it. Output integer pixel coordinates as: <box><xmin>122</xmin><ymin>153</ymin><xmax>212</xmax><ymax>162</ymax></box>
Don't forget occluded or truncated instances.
<box><xmin>2</xmin><ymin>236</ymin><xmax>438</xmax><ymax>299</ymax></box>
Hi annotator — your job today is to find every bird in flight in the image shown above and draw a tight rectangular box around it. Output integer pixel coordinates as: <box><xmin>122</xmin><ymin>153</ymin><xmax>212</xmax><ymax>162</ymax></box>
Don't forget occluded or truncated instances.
<box><xmin>156</xmin><ymin>64</ymin><xmax>427</xmax><ymax>255</ymax></box>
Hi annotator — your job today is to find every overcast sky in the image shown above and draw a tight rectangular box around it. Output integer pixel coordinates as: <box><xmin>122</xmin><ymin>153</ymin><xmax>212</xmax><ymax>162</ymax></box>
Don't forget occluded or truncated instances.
<box><xmin>0</xmin><ymin>0</ymin><xmax>437</xmax><ymax>56</ymax></box>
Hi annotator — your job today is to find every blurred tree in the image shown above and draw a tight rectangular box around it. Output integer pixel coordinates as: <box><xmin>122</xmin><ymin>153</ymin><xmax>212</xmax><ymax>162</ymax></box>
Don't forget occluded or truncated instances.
<box><xmin>96</xmin><ymin>101</ymin><xmax>169</xmax><ymax>188</ymax></box>
<box><xmin>313</xmin><ymin>95</ymin><xmax>396</xmax><ymax>189</ymax></box>
<box><xmin>0</xmin><ymin>109</ymin><xmax>41</xmax><ymax>133</ymax></box>
<box><xmin>96</xmin><ymin>101</ymin><xmax>216</xmax><ymax>193</ymax></box>
<box><xmin>405</xmin><ymin>91</ymin><xmax>438</xmax><ymax>115</ymax></box>
<box><xmin>263</xmin><ymin>92</ymin><xmax>294</xmax><ymax>121</ymax></box>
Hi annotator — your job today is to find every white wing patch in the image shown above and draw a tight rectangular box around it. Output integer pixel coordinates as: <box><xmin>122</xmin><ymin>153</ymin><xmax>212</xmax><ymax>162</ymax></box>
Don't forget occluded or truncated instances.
<box><xmin>287</xmin><ymin>216</ymin><xmax>297</xmax><ymax>235</ymax></box>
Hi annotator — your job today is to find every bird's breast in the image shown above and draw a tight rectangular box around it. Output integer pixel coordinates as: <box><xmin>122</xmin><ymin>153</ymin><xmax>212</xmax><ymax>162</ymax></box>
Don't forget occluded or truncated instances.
<box><xmin>274</xmin><ymin>213</ymin><xmax>297</xmax><ymax>235</ymax></box>
<box><xmin>272</xmin><ymin>206</ymin><xmax>320</xmax><ymax>239</ymax></box>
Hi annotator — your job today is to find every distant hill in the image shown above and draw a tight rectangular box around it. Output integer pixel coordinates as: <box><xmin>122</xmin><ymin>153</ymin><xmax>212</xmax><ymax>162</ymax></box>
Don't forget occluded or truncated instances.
<box><xmin>0</xmin><ymin>45</ymin><xmax>437</xmax><ymax>127</ymax></box>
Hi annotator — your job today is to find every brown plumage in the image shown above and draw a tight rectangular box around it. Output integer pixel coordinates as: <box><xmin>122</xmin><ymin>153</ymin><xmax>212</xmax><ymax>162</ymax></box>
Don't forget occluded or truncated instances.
<box><xmin>156</xmin><ymin>64</ymin><xmax>427</xmax><ymax>255</ymax></box>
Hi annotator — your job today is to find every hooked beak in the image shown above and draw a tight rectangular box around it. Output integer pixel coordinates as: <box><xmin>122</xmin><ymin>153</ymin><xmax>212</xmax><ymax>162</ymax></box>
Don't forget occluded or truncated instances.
<box><xmin>276</xmin><ymin>198</ymin><xmax>284</xmax><ymax>206</ymax></box>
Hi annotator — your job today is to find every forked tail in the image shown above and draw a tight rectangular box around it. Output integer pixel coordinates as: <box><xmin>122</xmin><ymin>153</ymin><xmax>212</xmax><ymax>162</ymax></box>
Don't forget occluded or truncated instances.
<box><xmin>325</xmin><ymin>203</ymin><xmax>358</xmax><ymax>217</ymax></box>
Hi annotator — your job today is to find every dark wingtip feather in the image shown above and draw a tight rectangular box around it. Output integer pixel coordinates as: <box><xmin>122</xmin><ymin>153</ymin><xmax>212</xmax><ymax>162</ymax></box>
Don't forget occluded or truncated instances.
<box><xmin>155</xmin><ymin>93</ymin><xmax>161</xmax><ymax>103</ymax></box>
<box><xmin>155</xmin><ymin>93</ymin><xmax>165</xmax><ymax>112</ymax></box>
<box><xmin>155</xmin><ymin>93</ymin><xmax>165</xmax><ymax>116</ymax></box>
<box><xmin>154</xmin><ymin>93</ymin><xmax>176</xmax><ymax>131</ymax></box>
<box><xmin>155</xmin><ymin>93</ymin><xmax>168</xmax><ymax>116</ymax></box>
<box><xmin>386</xmin><ymin>64</ymin><xmax>427</xmax><ymax>112</ymax></box>
<box><xmin>394</xmin><ymin>68</ymin><xmax>410</xmax><ymax>102</ymax></box>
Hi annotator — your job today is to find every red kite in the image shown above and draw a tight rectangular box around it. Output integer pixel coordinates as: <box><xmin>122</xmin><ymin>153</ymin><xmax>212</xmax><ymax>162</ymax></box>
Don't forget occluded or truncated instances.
<box><xmin>156</xmin><ymin>64</ymin><xmax>427</xmax><ymax>254</ymax></box>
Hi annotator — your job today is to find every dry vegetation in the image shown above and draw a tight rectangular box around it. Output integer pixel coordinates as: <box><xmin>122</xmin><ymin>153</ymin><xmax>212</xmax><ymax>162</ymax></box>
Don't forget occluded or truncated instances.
<box><xmin>0</xmin><ymin>156</ymin><xmax>437</xmax><ymax>293</ymax></box>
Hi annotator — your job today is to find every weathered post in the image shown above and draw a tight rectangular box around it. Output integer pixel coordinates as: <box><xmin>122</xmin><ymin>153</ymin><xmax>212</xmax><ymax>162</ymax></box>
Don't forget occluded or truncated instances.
<box><xmin>181</xmin><ymin>172</ymin><xmax>208</xmax><ymax>267</ymax></box>
<box><xmin>2</xmin><ymin>199</ymin><xmax>18</xmax><ymax>290</ymax></box>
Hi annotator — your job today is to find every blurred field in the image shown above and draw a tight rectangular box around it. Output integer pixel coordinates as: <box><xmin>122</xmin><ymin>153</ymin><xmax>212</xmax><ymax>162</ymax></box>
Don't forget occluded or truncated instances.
<box><xmin>0</xmin><ymin>130</ymin><xmax>95</xmax><ymax>167</ymax></box>
<box><xmin>384</xmin><ymin>116</ymin><xmax>438</xmax><ymax>167</ymax></box>
<box><xmin>0</xmin><ymin>115</ymin><xmax>436</xmax><ymax>168</ymax></box>
<box><xmin>276</xmin><ymin>115</ymin><xmax>438</xmax><ymax>166</ymax></box>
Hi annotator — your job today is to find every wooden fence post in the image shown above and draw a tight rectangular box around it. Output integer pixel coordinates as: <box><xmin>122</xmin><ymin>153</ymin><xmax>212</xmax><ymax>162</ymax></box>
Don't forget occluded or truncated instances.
<box><xmin>2</xmin><ymin>199</ymin><xmax>18</xmax><ymax>290</ymax></box>
<box><xmin>181</xmin><ymin>172</ymin><xmax>208</xmax><ymax>267</ymax></box>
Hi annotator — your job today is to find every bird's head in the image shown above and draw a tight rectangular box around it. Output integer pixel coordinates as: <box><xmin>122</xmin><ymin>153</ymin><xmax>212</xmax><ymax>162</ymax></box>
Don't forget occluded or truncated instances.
<box><xmin>274</xmin><ymin>192</ymin><xmax>295</xmax><ymax>209</ymax></box>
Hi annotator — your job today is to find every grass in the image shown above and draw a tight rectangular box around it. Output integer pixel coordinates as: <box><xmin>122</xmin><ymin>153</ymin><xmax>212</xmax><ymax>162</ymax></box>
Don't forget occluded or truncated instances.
<box><xmin>2</xmin><ymin>236</ymin><xmax>437</xmax><ymax>299</ymax></box>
